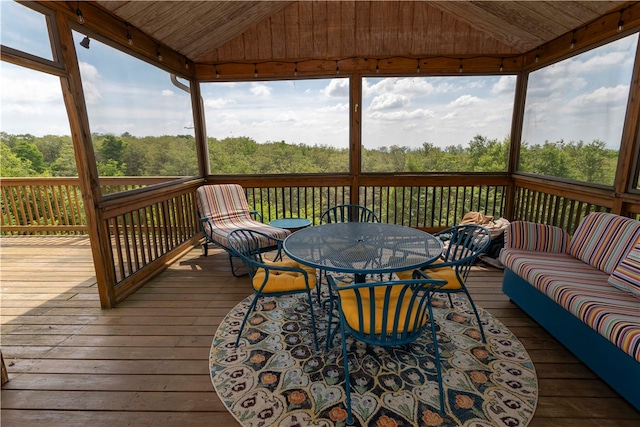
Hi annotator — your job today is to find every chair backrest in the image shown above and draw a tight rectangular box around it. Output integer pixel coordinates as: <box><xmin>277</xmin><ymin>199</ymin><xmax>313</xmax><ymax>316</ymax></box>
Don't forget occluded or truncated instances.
<box><xmin>438</xmin><ymin>224</ymin><xmax>491</xmax><ymax>280</ymax></box>
<box><xmin>320</xmin><ymin>204</ymin><xmax>379</xmax><ymax>224</ymax></box>
<box><xmin>196</xmin><ymin>184</ymin><xmax>252</xmax><ymax>223</ymax></box>
<box><xmin>329</xmin><ymin>276</ymin><xmax>446</xmax><ymax>346</ymax></box>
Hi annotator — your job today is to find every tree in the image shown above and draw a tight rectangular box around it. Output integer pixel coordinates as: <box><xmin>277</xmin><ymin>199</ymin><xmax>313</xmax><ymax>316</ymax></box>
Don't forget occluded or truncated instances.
<box><xmin>12</xmin><ymin>140</ymin><xmax>45</xmax><ymax>173</ymax></box>
<box><xmin>99</xmin><ymin>134</ymin><xmax>126</xmax><ymax>165</ymax></box>
<box><xmin>0</xmin><ymin>142</ymin><xmax>38</xmax><ymax>176</ymax></box>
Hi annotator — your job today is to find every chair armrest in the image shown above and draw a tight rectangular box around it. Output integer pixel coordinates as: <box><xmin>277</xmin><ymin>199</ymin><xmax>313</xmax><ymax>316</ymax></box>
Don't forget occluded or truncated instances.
<box><xmin>504</xmin><ymin>221</ymin><xmax>570</xmax><ymax>253</ymax></box>
<box><xmin>250</xmin><ymin>210</ymin><xmax>263</xmax><ymax>222</ymax></box>
<box><xmin>199</xmin><ymin>216</ymin><xmax>212</xmax><ymax>232</ymax></box>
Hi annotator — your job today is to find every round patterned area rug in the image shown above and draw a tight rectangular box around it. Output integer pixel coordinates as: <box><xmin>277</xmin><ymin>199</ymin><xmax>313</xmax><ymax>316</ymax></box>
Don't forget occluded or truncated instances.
<box><xmin>210</xmin><ymin>291</ymin><xmax>538</xmax><ymax>427</ymax></box>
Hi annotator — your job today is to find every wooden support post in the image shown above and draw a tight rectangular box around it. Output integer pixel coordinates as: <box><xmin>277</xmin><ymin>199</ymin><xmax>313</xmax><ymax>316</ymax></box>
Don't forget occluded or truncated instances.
<box><xmin>55</xmin><ymin>12</ymin><xmax>118</xmax><ymax>308</ymax></box>
<box><xmin>350</xmin><ymin>73</ymin><xmax>362</xmax><ymax>206</ymax></box>
<box><xmin>613</xmin><ymin>36</ymin><xmax>640</xmax><ymax>215</ymax></box>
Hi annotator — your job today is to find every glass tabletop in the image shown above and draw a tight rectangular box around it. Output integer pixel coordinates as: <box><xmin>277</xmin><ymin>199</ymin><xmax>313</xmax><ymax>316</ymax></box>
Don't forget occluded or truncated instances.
<box><xmin>283</xmin><ymin>222</ymin><xmax>443</xmax><ymax>276</ymax></box>
<box><xmin>269</xmin><ymin>218</ymin><xmax>312</xmax><ymax>229</ymax></box>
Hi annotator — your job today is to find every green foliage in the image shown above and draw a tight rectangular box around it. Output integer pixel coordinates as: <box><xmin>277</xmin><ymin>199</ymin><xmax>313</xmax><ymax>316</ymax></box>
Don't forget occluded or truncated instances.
<box><xmin>1</xmin><ymin>141</ymin><xmax>38</xmax><ymax>176</ymax></box>
<box><xmin>0</xmin><ymin>132</ymin><xmax>621</xmax><ymax>186</ymax></box>
<box><xmin>12</xmin><ymin>139</ymin><xmax>45</xmax><ymax>173</ymax></box>
<box><xmin>99</xmin><ymin>134</ymin><xmax>125</xmax><ymax>164</ymax></box>
<box><xmin>519</xmin><ymin>139</ymin><xmax>617</xmax><ymax>185</ymax></box>
<box><xmin>208</xmin><ymin>137</ymin><xmax>349</xmax><ymax>174</ymax></box>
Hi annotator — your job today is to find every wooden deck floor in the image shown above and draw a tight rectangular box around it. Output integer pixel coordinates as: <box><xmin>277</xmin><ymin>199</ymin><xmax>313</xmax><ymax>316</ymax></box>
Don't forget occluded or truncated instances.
<box><xmin>1</xmin><ymin>236</ymin><xmax>639</xmax><ymax>427</ymax></box>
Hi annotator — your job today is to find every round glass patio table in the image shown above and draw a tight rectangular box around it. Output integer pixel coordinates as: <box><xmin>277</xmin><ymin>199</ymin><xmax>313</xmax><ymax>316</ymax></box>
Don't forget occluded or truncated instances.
<box><xmin>283</xmin><ymin>222</ymin><xmax>443</xmax><ymax>283</ymax></box>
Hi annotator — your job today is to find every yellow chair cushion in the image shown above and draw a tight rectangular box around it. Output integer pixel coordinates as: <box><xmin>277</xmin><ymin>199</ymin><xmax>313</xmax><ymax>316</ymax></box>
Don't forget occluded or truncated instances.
<box><xmin>253</xmin><ymin>261</ymin><xmax>316</xmax><ymax>293</ymax></box>
<box><xmin>396</xmin><ymin>259</ymin><xmax>462</xmax><ymax>290</ymax></box>
<box><xmin>338</xmin><ymin>284</ymin><xmax>424</xmax><ymax>334</ymax></box>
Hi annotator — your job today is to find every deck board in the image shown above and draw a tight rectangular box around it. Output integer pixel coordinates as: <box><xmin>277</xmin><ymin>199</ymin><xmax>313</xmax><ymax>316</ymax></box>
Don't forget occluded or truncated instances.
<box><xmin>1</xmin><ymin>235</ymin><xmax>639</xmax><ymax>426</ymax></box>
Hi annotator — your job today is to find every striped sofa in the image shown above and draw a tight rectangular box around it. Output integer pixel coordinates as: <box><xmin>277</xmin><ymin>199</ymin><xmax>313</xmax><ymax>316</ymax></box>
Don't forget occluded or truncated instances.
<box><xmin>500</xmin><ymin>212</ymin><xmax>640</xmax><ymax>410</ymax></box>
<box><xmin>196</xmin><ymin>184</ymin><xmax>291</xmax><ymax>276</ymax></box>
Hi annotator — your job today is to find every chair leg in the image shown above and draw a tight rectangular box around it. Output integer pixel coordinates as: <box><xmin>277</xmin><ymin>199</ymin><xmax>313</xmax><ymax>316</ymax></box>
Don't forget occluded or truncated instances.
<box><xmin>339</xmin><ymin>320</ymin><xmax>354</xmax><ymax>425</ymax></box>
<box><xmin>461</xmin><ymin>287</ymin><xmax>487</xmax><ymax>343</ymax></box>
<box><xmin>428</xmin><ymin>293</ymin><xmax>446</xmax><ymax>414</ymax></box>
<box><xmin>447</xmin><ymin>293</ymin><xmax>454</xmax><ymax>308</ymax></box>
<box><xmin>306</xmin><ymin>290</ymin><xmax>320</xmax><ymax>352</ymax></box>
<box><xmin>325</xmin><ymin>288</ymin><xmax>340</xmax><ymax>352</ymax></box>
<box><xmin>235</xmin><ymin>295</ymin><xmax>261</xmax><ymax>348</ymax></box>
<box><xmin>229</xmin><ymin>254</ymin><xmax>248</xmax><ymax>277</ymax></box>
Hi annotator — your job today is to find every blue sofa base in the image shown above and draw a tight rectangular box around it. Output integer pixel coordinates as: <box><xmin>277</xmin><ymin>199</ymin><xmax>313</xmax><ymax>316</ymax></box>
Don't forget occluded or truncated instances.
<box><xmin>502</xmin><ymin>268</ymin><xmax>640</xmax><ymax>411</ymax></box>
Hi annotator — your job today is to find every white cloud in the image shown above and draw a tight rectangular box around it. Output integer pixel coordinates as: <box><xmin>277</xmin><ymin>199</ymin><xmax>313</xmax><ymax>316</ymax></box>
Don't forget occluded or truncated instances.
<box><xmin>78</xmin><ymin>62</ymin><xmax>102</xmax><ymax>104</ymax></box>
<box><xmin>161</xmin><ymin>89</ymin><xmax>174</xmax><ymax>97</ymax></box>
<box><xmin>250</xmin><ymin>83</ymin><xmax>271</xmax><ymax>97</ymax></box>
<box><xmin>273</xmin><ymin>111</ymin><xmax>298</xmax><ymax>123</ymax></box>
<box><xmin>322</xmin><ymin>79</ymin><xmax>349</xmax><ymax>97</ymax></box>
<box><xmin>492</xmin><ymin>76</ymin><xmax>517</xmax><ymax>95</ymax></box>
<box><xmin>369</xmin><ymin>93</ymin><xmax>410</xmax><ymax>110</ymax></box>
<box><xmin>365</xmin><ymin>77</ymin><xmax>435</xmax><ymax>97</ymax></box>
<box><xmin>447</xmin><ymin>95</ymin><xmax>482</xmax><ymax>108</ymax></box>
<box><xmin>204</xmin><ymin>97</ymin><xmax>230</xmax><ymax>109</ymax></box>
<box><xmin>319</xmin><ymin>103</ymin><xmax>349</xmax><ymax>113</ymax></box>
<box><xmin>368</xmin><ymin>108</ymin><xmax>435</xmax><ymax>121</ymax></box>
<box><xmin>562</xmin><ymin>84</ymin><xmax>629</xmax><ymax>115</ymax></box>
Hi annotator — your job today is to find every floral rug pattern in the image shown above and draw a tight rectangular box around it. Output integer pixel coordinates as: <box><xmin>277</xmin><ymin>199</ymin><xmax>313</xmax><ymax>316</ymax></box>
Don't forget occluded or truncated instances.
<box><xmin>210</xmin><ymin>292</ymin><xmax>538</xmax><ymax>427</ymax></box>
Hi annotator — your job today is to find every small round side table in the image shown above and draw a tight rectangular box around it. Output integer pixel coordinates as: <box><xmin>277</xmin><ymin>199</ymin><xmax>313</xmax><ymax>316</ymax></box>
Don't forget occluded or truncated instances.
<box><xmin>269</xmin><ymin>218</ymin><xmax>312</xmax><ymax>232</ymax></box>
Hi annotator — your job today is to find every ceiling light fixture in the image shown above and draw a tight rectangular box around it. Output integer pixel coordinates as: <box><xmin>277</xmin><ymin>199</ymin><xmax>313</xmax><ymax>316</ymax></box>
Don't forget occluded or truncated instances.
<box><xmin>618</xmin><ymin>9</ymin><xmax>625</xmax><ymax>32</ymax></box>
<box><xmin>76</xmin><ymin>4</ymin><xmax>84</xmax><ymax>24</ymax></box>
<box><xmin>126</xmin><ymin>25</ymin><xmax>133</xmax><ymax>46</ymax></box>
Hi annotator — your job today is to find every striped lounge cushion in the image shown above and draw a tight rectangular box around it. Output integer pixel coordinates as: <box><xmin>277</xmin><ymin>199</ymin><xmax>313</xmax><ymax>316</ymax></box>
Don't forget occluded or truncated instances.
<box><xmin>501</xmin><ymin>249</ymin><xmax>640</xmax><ymax>362</ymax></box>
<box><xmin>196</xmin><ymin>184</ymin><xmax>290</xmax><ymax>248</ymax></box>
<box><xmin>568</xmin><ymin>212</ymin><xmax>640</xmax><ymax>274</ymax></box>
<box><xmin>609</xmin><ymin>242</ymin><xmax>640</xmax><ymax>298</ymax></box>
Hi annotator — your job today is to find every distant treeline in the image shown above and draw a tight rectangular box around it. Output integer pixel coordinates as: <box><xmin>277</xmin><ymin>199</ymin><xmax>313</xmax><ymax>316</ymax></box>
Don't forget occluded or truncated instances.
<box><xmin>0</xmin><ymin>132</ymin><xmax>618</xmax><ymax>185</ymax></box>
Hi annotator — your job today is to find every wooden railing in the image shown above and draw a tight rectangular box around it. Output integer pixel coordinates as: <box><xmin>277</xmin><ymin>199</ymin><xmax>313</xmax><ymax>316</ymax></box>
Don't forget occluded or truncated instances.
<box><xmin>1</xmin><ymin>177</ymin><xmax>181</xmax><ymax>235</ymax></box>
<box><xmin>512</xmin><ymin>175</ymin><xmax>617</xmax><ymax>234</ymax></box>
<box><xmin>216</xmin><ymin>174</ymin><xmax>509</xmax><ymax>231</ymax></box>
<box><xmin>99</xmin><ymin>179</ymin><xmax>202</xmax><ymax>303</ymax></box>
<box><xmin>6</xmin><ymin>173</ymin><xmax>640</xmax><ymax>307</ymax></box>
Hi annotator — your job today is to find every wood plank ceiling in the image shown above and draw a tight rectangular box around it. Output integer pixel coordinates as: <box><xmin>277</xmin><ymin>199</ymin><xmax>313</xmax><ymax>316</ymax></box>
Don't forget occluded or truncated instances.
<box><xmin>97</xmin><ymin>1</ymin><xmax>627</xmax><ymax>64</ymax></box>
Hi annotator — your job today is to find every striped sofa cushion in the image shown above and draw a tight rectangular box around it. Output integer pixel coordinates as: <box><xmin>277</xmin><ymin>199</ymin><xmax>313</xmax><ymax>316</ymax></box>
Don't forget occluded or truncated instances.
<box><xmin>196</xmin><ymin>184</ymin><xmax>290</xmax><ymax>248</ymax></box>
<box><xmin>501</xmin><ymin>249</ymin><xmax>640</xmax><ymax>362</ymax></box>
<box><xmin>568</xmin><ymin>212</ymin><xmax>640</xmax><ymax>274</ymax></box>
<box><xmin>504</xmin><ymin>221</ymin><xmax>570</xmax><ymax>253</ymax></box>
<box><xmin>609</xmin><ymin>242</ymin><xmax>640</xmax><ymax>298</ymax></box>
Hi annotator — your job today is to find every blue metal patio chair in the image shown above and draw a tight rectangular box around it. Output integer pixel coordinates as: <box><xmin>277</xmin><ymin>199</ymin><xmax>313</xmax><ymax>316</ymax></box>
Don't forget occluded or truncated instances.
<box><xmin>397</xmin><ymin>224</ymin><xmax>492</xmax><ymax>342</ymax></box>
<box><xmin>320</xmin><ymin>204</ymin><xmax>379</xmax><ymax>224</ymax></box>
<box><xmin>326</xmin><ymin>274</ymin><xmax>448</xmax><ymax>423</ymax></box>
<box><xmin>227</xmin><ymin>228</ymin><xmax>319</xmax><ymax>351</ymax></box>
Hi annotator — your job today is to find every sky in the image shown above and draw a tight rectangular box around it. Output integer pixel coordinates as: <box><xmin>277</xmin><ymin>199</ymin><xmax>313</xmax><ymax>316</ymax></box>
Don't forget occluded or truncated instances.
<box><xmin>1</xmin><ymin>1</ymin><xmax>638</xmax><ymax>150</ymax></box>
